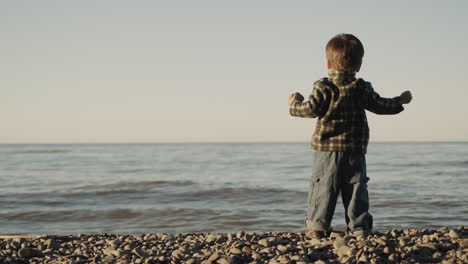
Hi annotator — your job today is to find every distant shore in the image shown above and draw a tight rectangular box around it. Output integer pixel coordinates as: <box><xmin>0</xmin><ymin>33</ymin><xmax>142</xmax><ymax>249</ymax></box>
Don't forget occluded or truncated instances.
<box><xmin>0</xmin><ymin>227</ymin><xmax>466</xmax><ymax>264</ymax></box>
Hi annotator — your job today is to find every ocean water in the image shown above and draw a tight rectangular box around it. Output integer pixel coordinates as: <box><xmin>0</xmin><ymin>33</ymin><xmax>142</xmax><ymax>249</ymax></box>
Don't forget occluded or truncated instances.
<box><xmin>0</xmin><ymin>142</ymin><xmax>466</xmax><ymax>235</ymax></box>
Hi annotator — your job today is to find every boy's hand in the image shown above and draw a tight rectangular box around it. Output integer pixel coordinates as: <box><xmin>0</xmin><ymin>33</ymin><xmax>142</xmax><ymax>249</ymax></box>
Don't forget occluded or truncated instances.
<box><xmin>399</xmin><ymin>91</ymin><xmax>413</xmax><ymax>104</ymax></box>
<box><xmin>288</xmin><ymin>93</ymin><xmax>304</xmax><ymax>105</ymax></box>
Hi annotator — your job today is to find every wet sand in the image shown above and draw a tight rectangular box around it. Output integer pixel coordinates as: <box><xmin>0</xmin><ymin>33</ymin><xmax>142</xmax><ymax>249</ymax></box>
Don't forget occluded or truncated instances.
<box><xmin>0</xmin><ymin>226</ymin><xmax>466</xmax><ymax>264</ymax></box>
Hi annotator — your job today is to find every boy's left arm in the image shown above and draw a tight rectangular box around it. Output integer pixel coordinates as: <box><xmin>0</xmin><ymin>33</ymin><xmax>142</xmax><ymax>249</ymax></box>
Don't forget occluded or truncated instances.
<box><xmin>362</xmin><ymin>82</ymin><xmax>408</xmax><ymax>115</ymax></box>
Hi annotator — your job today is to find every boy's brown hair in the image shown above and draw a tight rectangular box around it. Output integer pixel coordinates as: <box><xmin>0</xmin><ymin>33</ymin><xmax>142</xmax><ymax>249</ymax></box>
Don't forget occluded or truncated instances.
<box><xmin>326</xmin><ymin>34</ymin><xmax>364</xmax><ymax>71</ymax></box>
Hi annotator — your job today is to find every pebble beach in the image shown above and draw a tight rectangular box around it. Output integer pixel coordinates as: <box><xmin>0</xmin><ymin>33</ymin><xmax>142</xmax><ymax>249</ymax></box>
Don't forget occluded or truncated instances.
<box><xmin>0</xmin><ymin>226</ymin><xmax>466</xmax><ymax>264</ymax></box>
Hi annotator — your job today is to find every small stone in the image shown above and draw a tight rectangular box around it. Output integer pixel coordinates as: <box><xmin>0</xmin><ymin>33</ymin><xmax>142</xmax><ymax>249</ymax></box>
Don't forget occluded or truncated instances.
<box><xmin>103</xmin><ymin>248</ymin><xmax>119</xmax><ymax>257</ymax></box>
<box><xmin>399</xmin><ymin>240</ymin><xmax>406</xmax><ymax>247</ymax></box>
<box><xmin>258</xmin><ymin>239</ymin><xmax>269</xmax><ymax>247</ymax></box>
<box><xmin>230</xmin><ymin>248</ymin><xmax>242</xmax><ymax>255</ymax></box>
<box><xmin>449</xmin><ymin>229</ymin><xmax>460</xmax><ymax>238</ymax></box>
<box><xmin>206</xmin><ymin>234</ymin><xmax>219</xmax><ymax>243</ymax></box>
<box><xmin>390</xmin><ymin>229</ymin><xmax>400</xmax><ymax>238</ymax></box>
<box><xmin>171</xmin><ymin>249</ymin><xmax>184</xmax><ymax>260</ymax></box>
<box><xmin>10</xmin><ymin>241</ymin><xmax>21</xmax><ymax>250</ymax></box>
<box><xmin>330</xmin><ymin>232</ymin><xmax>342</xmax><ymax>238</ymax></box>
<box><xmin>418</xmin><ymin>243</ymin><xmax>437</xmax><ymax>251</ymax></box>
<box><xmin>375</xmin><ymin>238</ymin><xmax>387</xmax><ymax>247</ymax></box>
<box><xmin>356</xmin><ymin>241</ymin><xmax>366</xmax><ymax>248</ymax></box>
<box><xmin>241</xmin><ymin>246</ymin><xmax>252</xmax><ymax>254</ymax></box>
<box><xmin>333</xmin><ymin>238</ymin><xmax>346</xmax><ymax>250</ymax></box>
<box><xmin>460</xmin><ymin>238</ymin><xmax>468</xmax><ymax>248</ymax></box>
<box><xmin>309</xmin><ymin>238</ymin><xmax>321</xmax><ymax>246</ymax></box>
<box><xmin>267</xmin><ymin>237</ymin><xmax>277</xmax><ymax>246</ymax></box>
<box><xmin>208</xmin><ymin>252</ymin><xmax>220</xmax><ymax>261</ymax></box>
<box><xmin>217</xmin><ymin>258</ymin><xmax>230</xmax><ymax>264</ymax></box>
<box><xmin>416</xmin><ymin>244</ymin><xmax>436</xmax><ymax>257</ymax></box>
<box><xmin>18</xmin><ymin>247</ymin><xmax>41</xmax><ymax>258</ymax></box>
<box><xmin>322</xmin><ymin>240</ymin><xmax>334</xmax><ymax>246</ymax></box>
<box><xmin>186</xmin><ymin>259</ymin><xmax>196</xmax><ymax>264</ymax></box>
<box><xmin>252</xmin><ymin>253</ymin><xmax>261</xmax><ymax>259</ymax></box>
<box><xmin>314</xmin><ymin>260</ymin><xmax>327</xmax><ymax>264</ymax></box>
<box><xmin>358</xmin><ymin>254</ymin><xmax>368</xmax><ymax>263</ymax></box>
<box><xmin>133</xmin><ymin>247</ymin><xmax>149</xmax><ymax>258</ymax></box>
<box><xmin>277</xmin><ymin>245</ymin><xmax>288</xmax><ymax>252</ymax></box>
<box><xmin>383</xmin><ymin>246</ymin><xmax>394</xmax><ymax>254</ymax></box>
<box><xmin>409</xmin><ymin>229</ymin><xmax>419</xmax><ymax>236</ymax></box>
<box><xmin>21</xmin><ymin>241</ymin><xmax>31</xmax><ymax>248</ymax></box>
<box><xmin>337</xmin><ymin>246</ymin><xmax>352</xmax><ymax>257</ymax></box>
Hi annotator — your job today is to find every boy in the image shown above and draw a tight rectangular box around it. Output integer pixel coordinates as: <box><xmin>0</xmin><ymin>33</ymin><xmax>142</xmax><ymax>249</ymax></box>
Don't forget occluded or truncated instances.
<box><xmin>288</xmin><ymin>34</ymin><xmax>412</xmax><ymax>239</ymax></box>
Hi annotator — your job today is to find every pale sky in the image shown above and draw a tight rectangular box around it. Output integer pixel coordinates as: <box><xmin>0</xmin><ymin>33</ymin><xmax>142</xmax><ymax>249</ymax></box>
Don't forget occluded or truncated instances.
<box><xmin>1</xmin><ymin>0</ymin><xmax>467</xmax><ymax>143</ymax></box>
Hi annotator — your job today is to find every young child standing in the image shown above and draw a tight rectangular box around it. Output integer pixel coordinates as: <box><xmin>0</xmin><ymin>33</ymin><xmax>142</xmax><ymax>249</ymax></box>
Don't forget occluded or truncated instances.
<box><xmin>288</xmin><ymin>34</ymin><xmax>412</xmax><ymax>239</ymax></box>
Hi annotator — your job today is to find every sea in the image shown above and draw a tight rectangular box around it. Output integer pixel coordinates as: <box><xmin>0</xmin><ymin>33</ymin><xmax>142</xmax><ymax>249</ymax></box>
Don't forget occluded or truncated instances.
<box><xmin>0</xmin><ymin>142</ymin><xmax>466</xmax><ymax>235</ymax></box>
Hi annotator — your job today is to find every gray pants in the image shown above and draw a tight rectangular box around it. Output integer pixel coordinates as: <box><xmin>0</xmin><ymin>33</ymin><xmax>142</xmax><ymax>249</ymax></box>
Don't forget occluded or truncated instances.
<box><xmin>306</xmin><ymin>151</ymin><xmax>373</xmax><ymax>232</ymax></box>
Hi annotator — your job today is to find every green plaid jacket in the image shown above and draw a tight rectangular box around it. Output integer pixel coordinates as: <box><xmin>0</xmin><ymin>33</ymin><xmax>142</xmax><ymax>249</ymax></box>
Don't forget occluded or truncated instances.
<box><xmin>290</xmin><ymin>70</ymin><xmax>404</xmax><ymax>153</ymax></box>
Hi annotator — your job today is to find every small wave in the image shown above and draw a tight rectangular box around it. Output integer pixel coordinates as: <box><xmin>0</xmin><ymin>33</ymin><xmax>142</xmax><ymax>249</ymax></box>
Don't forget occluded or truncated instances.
<box><xmin>373</xmin><ymin>200</ymin><xmax>466</xmax><ymax>208</ymax></box>
<box><xmin>451</xmin><ymin>160</ymin><xmax>468</xmax><ymax>166</ymax></box>
<box><xmin>397</xmin><ymin>160</ymin><xmax>468</xmax><ymax>168</ymax></box>
<box><xmin>0</xmin><ymin>180</ymin><xmax>197</xmax><ymax>198</ymax></box>
<box><xmin>109</xmin><ymin>169</ymin><xmax>146</xmax><ymax>174</ymax></box>
<box><xmin>173</xmin><ymin>186</ymin><xmax>305</xmax><ymax>204</ymax></box>
<box><xmin>0</xmin><ymin>208</ymin><xmax>219</xmax><ymax>222</ymax></box>
<box><xmin>8</xmin><ymin>149</ymin><xmax>69</xmax><ymax>154</ymax></box>
<box><xmin>0</xmin><ymin>208</ymin><xmax>143</xmax><ymax>222</ymax></box>
<box><xmin>87</xmin><ymin>180</ymin><xmax>196</xmax><ymax>195</ymax></box>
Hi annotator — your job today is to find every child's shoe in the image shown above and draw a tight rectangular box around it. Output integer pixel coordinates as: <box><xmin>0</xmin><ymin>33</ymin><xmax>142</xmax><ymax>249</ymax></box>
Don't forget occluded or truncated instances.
<box><xmin>305</xmin><ymin>229</ymin><xmax>325</xmax><ymax>239</ymax></box>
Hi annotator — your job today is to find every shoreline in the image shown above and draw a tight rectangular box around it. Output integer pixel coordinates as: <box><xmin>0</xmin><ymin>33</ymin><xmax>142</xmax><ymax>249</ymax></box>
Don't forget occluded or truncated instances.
<box><xmin>0</xmin><ymin>227</ymin><xmax>466</xmax><ymax>264</ymax></box>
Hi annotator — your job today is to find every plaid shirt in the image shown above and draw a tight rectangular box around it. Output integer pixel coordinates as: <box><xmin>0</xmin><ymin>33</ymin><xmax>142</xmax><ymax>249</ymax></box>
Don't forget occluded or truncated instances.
<box><xmin>290</xmin><ymin>70</ymin><xmax>404</xmax><ymax>153</ymax></box>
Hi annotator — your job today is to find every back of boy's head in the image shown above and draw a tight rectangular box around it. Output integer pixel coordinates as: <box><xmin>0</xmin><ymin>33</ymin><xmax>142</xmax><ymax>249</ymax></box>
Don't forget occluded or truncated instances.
<box><xmin>326</xmin><ymin>34</ymin><xmax>364</xmax><ymax>72</ymax></box>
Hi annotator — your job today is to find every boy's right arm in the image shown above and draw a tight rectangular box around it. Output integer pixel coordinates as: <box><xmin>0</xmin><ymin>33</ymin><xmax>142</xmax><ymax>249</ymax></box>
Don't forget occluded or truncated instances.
<box><xmin>289</xmin><ymin>84</ymin><xmax>329</xmax><ymax>118</ymax></box>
